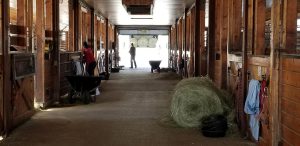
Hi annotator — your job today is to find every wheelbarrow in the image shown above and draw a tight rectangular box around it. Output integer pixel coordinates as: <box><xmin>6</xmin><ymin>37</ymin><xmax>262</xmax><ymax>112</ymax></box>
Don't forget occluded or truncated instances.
<box><xmin>149</xmin><ymin>60</ymin><xmax>161</xmax><ymax>73</ymax></box>
<box><xmin>65</xmin><ymin>75</ymin><xmax>102</xmax><ymax>104</ymax></box>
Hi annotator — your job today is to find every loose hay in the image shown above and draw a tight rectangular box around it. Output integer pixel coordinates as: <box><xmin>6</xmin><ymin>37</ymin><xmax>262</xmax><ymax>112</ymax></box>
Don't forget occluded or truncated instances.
<box><xmin>170</xmin><ymin>77</ymin><xmax>234</xmax><ymax>128</ymax></box>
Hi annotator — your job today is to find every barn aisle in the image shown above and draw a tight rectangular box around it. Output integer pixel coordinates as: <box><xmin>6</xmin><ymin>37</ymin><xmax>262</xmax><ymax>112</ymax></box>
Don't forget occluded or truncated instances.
<box><xmin>0</xmin><ymin>69</ymin><xmax>254</xmax><ymax>146</ymax></box>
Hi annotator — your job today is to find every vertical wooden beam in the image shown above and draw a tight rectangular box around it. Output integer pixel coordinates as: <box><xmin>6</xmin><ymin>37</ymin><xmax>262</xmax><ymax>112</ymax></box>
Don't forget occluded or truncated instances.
<box><xmin>184</xmin><ymin>9</ymin><xmax>187</xmax><ymax>78</ymax></box>
<box><xmin>45</xmin><ymin>0</ymin><xmax>52</xmax><ymax>30</ymax></box>
<box><xmin>195</xmin><ymin>0</ymin><xmax>200</xmax><ymax>77</ymax></box>
<box><xmin>175</xmin><ymin>19</ymin><xmax>178</xmax><ymax>71</ymax></box>
<box><xmin>270</xmin><ymin>0</ymin><xmax>281</xmax><ymax>145</ymax></box>
<box><xmin>199</xmin><ymin>0</ymin><xmax>206</xmax><ymax>76</ymax></box>
<box><xmin>35</xmin><ymin>0</ymin><xmax>45</xmax><ymax>105</ymax></box>
<box><xmin>234</xmin><ymin>0</ymin><xmax>242</xmax><ymax>52</ymax></box>
<box><xmin>69</xmin><ymin>0</ymin><xmax>74</xmax><ymax>52</ymax></box>
<box><xmin>208</xmin><ymin>0</ymin><xmax>215</xmax><ymax>80</ymax></box>
<box><xmin>17</xmin><ymin>0</ymin><xmax>26</xmax><ymax>26</ymax></box>
<box><xmin>178</xmin><ymin>18</ymin><xmax>182</xmax><ymax>75</ymax></box>
<box><xmin>242</xmin><ymin>0</ymin><xmax>249</xmax><ymax>136</ymax></box>
<box><xmin>220</xmin><ymin>0</ymin><xmax>228</xmax><ymax>89</ymax></box>
<box><xmin>52</xmin><ymin>0</ymin><xmax>60</xmax><ymax>100</ymax></box>
<box><xmin>114</xmin><ymin>26</ymin><xmax>118</xmax><ymax>68</ymax></box>
<box><xmin>254</xmin><ymin>0</ymin><xmax>266</xmax><ymax>55</ymax></box>
<box><xmin>105</xmin><ymin>18</ymin><xmax>109</xmax><ymax>76</ymax></box>
<box><xmin>74</xmin><ymin>0</ymin><xmax>79</xmax><ymax>51</ymax></box>
<box><xmin>27</xmin><ymin>0</ymin><xmax>33</xmax><ymax>52</ymax></box>
<box><xmin>247</xmin><ymin>0</ymin><xmax>254</xmax><ymax>53</ymax></box>
<box><xmin>2</xmin><ymin>0</ymin><xmax>12</xmax><ymax>135</ymax></box>
<box><xmin>91</xmin><ymin>9</ymin><xmax>94</xmax><ymax>51</ymax></box>
<box><xmin>228</xmin><ymin>0</ymin><xmax>242</xmax><ymax>52</ymax></box>
<box><xmin>283</xmin><ymin>0</ymin><xmax>297</xmax><ymax>49</ymax></box>
<box><xmin>169</xmin><ymin>26</ymin><xmax>172</xmax><ymax>68</ymax></box>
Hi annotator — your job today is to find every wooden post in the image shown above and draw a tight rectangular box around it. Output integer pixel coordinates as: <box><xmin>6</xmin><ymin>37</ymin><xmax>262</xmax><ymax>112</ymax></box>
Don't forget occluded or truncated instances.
<box><xmin>199</xmin><ymin>0</ymin><xmax>206</xmax><ymax>76</ymax></box>
<box><xmin>69</xmin><ymin>0</ymin><xmax>74</xmax><ymax>52</ymax></box>
<box><xmin>283</xmin><ymin>0</ymin><xmax>297</xmax><ymax>49</ymax></box>
<box><xmin>27</xmin><ymin>0</ymin><xmax>33</xmax><ymax>52</ymax></box>
<box><xmin>184</xmin><ymin>9</ymin><xmax>187</xmax><ymax>78</ymax></box>
<box><xmin>105</xmin><ymin>18</ymin><xmax>109</xmax><ymax>76</ymax></box>
<box><xmin>52</xmin><ymin>0</ymin><xmax>60</xmax><ymax>100</ymax></box>
<box><xmin>220</xmin><ymin>0</ymin><xmax>228</xmax><ymax>89</ymax></box>
<box><xmin>114</xmin><ymin>26</ymin><xmax>118</xmax><ymax>68</ymax></box>
<box><xmin>45</xmin><ymin>0</ymin><xmax>52</xmax><ymax>30</ymax></box>
<box><xmin>35</xmin><ymin>0</ymin><xmax>45</xmax><ymax>105</ymax></box>
<box><xmin>175</xmin><ymin>19</ymin><xmax>178</xmax><ymax>70</ymax></box>
<box><xmin>208</xmin><ymin>0</ymin><xmax>215</xmax><ymax>80</ymax></box>
<box><xmin>270</xmin><ymin>0</ymin><xmax>281</xmax><ymax>145</ymax></box>
<box><xmin>254</xmin><ymin>0</ymin><xmax>266</xmax><ymax>55</ymax></box>
<box><xmin>17</xmin><ymin>0</ymin><xmax>26</xmax><ymax>27</ymax></box>
<box><xmin>74</xmin><ymin>0</ymin><xmax>79</xmax><ymax>51</ymax></box>
<box><xmin>91</xmin><ymin>9</ymin><xmax>94</xmax><ymax>52</ymax></box>
<box><xmin>195</xmin><ymin>0</ymin><xmax>200</xmax><ymax>76</ymax></box>
<box><xmin>2</xmin><ymin>0</ymin><xmax>12</xmax><ymax>135</ymax></box>
<box><xmin>241</xmin><ymin>0</ymin><xmax>249</xmax><ymax>136</ymax></box>
<box><xmin>247</xmin><ymin>0</ymin><xmax>255</xmax><ymax>53</ymax></box>
<box><xmin>94</xmin><ymin>15</ymin><xmax>98</xmax><ymax>57</ymax></box>
<box><xmin>228</xmin><ymin>0</ymin><xmax>242</xmax><ymax>52</ymax></box>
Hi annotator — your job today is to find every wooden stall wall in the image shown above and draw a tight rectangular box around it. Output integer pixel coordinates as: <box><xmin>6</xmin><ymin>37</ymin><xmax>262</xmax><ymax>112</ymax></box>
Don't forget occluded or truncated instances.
<box><xmin>276</xmin><ymin>0</ymin><xmax>299</xmax><ymax>145</ymax></box>
<box><xmin>279</xmin><ymin>56</ymin><xmax>300</xmax><ymax>146</ymax></box>
<box><xmin>8</xmin><ymin>0</ymin><xmax>36</xmax><ymax>130</ymax></box>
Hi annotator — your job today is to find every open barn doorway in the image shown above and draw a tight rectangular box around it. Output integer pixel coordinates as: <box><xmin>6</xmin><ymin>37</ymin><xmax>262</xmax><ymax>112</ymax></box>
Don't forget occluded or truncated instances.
<box><xmin>118</xmin><ymin>35</ymin><xmax>169</xmax><ymax>69</ymax></box>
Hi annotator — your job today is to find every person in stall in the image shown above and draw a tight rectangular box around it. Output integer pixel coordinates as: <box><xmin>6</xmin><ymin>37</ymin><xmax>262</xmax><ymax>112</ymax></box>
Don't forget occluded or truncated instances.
<box><xmin>82</xmin><ymin>41</ymin><xmax>96</xmax><ymax>76</ymax></box>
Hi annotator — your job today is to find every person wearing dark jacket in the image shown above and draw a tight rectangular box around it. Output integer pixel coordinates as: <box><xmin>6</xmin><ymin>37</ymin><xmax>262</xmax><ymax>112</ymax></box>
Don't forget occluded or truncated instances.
<box><xmin>129</xmin><ymin>43</ymin><xmax>137</xmax><ymax>68</ymax></box>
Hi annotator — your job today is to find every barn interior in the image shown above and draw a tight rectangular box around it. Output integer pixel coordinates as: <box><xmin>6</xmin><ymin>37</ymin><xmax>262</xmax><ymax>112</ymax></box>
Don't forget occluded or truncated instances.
<box><xmin>0</xmin><ymin>0</ymin><xmax>299</xmax><ymax>146</ymax></box>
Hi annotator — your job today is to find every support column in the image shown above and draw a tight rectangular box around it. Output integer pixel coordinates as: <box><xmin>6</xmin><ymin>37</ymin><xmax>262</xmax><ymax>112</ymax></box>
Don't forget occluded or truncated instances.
<box><xmin>91</xmin><ymin>9</ymin><xmax>94</xmax><ymax>51</ymax></box>
<box><xmin>254</xmin><ymin>0</ymin><xmax>266</xmax><ymax>55</ymax></box>
<box><xmin>52</xmin><ymin>0</ymin><xmax>60</xmax><ymax>100</ymax></box>
<box><xmin>208</xmin><ymin>0</ymin><xmax>216</xmax><ymax>81</ymax></box>
<box><xmin>69</xmin><ymin>0</ymin><xmax>74</xmax><ymax>52</ymax></box>
<box><xmin>270</xmin><ymin>0</ymin><xmax>282</xmax><ymax>145</ymax></box>
<box><xmin>242</xmin><ymin>0</ymin><xmax>249</xmax><ymax>137</ymax></box>
<box><xmin>2</xmin><ymin>0</ymin><xmax>12</xmax><ymax>135</ymax></box>
<box><xmin>35</xmin><ymin>0</ymin><xmax>45</xmax><ymax>105</ymax></box>
<box><xmin>105</xmin><ymin>18</ymin><xmax>109</xmax><ymax>78</ymax></box>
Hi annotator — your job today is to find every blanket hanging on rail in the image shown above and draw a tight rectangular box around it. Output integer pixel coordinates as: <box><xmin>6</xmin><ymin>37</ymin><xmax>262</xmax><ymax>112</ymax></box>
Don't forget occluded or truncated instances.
<box><xmin>244</xmin><ymin>79</ymin><xmax>260</xmax><ymax>141</ymax></box>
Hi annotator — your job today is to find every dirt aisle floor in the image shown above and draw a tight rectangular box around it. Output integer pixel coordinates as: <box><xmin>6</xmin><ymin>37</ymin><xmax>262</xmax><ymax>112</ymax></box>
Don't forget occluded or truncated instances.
<box><xmin>0</xmin><ymin>69</ymin><xmax>255</xmax><ymax>146</ymax></box>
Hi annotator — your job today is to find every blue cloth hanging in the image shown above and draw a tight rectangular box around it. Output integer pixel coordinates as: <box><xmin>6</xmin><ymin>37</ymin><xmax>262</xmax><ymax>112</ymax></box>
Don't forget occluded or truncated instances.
<box><xmin>244</xmin><ymin>79</ymin><xmax>260</xmax><ymax>141</ymax></box>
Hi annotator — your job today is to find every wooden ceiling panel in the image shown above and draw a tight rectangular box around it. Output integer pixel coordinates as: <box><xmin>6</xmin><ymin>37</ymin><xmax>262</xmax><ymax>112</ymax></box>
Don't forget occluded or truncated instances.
<box><xmin>84</xmin><ymin>0</ymin><xmax>195</xmax><ymax>25</ymax></box>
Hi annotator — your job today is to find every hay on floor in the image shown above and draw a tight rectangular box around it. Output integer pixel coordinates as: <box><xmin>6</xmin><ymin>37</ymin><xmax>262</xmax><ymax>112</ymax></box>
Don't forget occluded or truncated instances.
<box><xmin>170</xmin><ymin>77</ymin><xmax>234</xmax><ymax>128</ymax></box>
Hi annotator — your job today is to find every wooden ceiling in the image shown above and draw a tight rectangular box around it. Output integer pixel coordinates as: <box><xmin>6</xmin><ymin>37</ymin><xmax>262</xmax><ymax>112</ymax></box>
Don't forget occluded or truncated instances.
<box><xmin>84</xmin><ymin>0</ymin><xmax>195</xmax><ymax>25</ymax></box>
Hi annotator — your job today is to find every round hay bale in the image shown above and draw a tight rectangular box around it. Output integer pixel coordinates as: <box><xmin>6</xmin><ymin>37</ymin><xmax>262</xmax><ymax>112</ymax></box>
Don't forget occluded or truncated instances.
<box><xmin>171</xmin><ymin>84</ymin><xmax>224</xmax><ymax>127</ymax></box>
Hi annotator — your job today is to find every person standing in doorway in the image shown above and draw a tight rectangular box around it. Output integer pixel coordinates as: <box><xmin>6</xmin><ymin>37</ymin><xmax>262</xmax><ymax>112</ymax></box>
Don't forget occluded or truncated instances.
<box><xmin>129</xmin><ymin>43</ymin><xmax>137</xmax><ymax>68</ymax></box>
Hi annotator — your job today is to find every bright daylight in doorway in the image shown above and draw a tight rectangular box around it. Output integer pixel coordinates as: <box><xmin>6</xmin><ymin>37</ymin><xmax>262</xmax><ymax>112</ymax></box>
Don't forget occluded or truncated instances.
<box><xmin>119</xmin><ymin>35</ymin><xmax>169</xmax><ymax>68</ymax></box>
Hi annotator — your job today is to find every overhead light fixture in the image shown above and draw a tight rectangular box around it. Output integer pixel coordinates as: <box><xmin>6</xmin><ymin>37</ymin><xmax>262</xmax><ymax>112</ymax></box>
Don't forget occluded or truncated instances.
<box><xmin>130</xmin><ymin>15</ymin><xmax>153</xmax><ymax>19</ymax></box>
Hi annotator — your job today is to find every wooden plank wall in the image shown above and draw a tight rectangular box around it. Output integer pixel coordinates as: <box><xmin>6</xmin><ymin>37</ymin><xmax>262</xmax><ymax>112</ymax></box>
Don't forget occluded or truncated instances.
<box><xmin>280</xmin><ymin>56</ymin><xmax>300</xmax><ymax>146</ymax></box>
